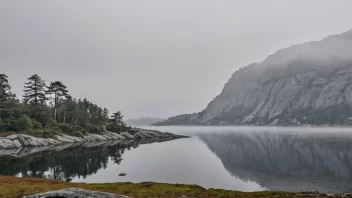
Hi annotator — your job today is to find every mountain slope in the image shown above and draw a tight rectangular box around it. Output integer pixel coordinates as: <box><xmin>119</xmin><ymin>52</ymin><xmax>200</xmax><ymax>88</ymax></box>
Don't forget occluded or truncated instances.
<box><xmin>126</xmin><ymin>117</ymin><xmax>165</xmax><ymax>126</ymax></box>
<box><xmin>155</xmin><ymin>29</ymin><xmax>352</xmax><ymax>126</ymax></box>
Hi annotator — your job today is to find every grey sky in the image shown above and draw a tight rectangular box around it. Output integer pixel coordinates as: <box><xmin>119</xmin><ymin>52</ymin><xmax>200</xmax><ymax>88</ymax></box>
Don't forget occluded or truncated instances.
<box><xmin>0</xmin><ymin>1</ymin><xmax>351</xmax><ymax>119</ymax></box>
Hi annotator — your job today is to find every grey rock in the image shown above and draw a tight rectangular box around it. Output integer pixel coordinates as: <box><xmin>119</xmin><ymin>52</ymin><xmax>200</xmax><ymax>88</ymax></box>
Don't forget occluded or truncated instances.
<box><xmin>23</xmin><ymin>188</ymin><xmax>130</xmax><ymax>198</ymax></box>
<box><xmin>84</xmin><ymin>133</ymin><xmax>108</xmax><ymax>141</ymax></box>
<box><xmin>121</xmin><ymin>132</ymin><xmax>135</xmax><ymax>139</ymax></box>
<box><xmin>155</xmin><ymin>29</ymin><xmax>352</xmax><ymax>126</ymax></box>
<box><xmin>0</xmin><ymin>128</ymin><xmax>186</xmax><ymax>149</ymax></box>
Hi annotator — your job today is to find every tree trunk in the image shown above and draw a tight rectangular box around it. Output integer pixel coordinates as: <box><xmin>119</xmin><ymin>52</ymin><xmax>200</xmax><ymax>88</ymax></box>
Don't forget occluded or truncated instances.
<box><xmin>54</xmin><ymin>107</ymin><xmax>57</xmax><ymax>123</ymax></box>
<box><xmin>54</xmin><ymin>92</ymin><xmax>57</xmax><ymax>122</ymax></box>
<box><xmin>63</xmin><ymin>109</ymin><xmax>66</xmax><ymax>124</ymax></box>
<box><xmin>75</xmin><ymin>119</ymin><xmax>78</xmax><ymax>130</ymax></box>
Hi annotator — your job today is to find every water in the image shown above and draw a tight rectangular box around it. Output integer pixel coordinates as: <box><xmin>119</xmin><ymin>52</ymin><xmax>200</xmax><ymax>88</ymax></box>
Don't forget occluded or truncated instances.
<box><xmin>2</xmin><ymin>126</ymin><xmax>352</xmax><ymax>193</ymax></box>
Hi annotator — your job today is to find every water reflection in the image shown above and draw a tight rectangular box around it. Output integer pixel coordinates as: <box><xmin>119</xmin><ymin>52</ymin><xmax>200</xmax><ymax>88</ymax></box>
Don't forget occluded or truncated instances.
<box><xmin>198</xmin><ymin>131</ymin><xmax>352</xmax><ymax>193</ymax></box>
<box><xmin>2</xmin><ymin>127</ymin><xmax>352</xmax><ymax>193</ymax></box>
<box><xmin>0</xmin><ymin>137</ymin><xmax>177</xmax><ymax>181</ymax></box>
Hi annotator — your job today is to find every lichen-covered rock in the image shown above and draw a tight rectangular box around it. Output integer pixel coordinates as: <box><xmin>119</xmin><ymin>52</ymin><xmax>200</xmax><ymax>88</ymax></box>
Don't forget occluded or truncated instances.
<box><xmin>84</xmin><ymin>133</ymin><xmax>108</xmax><ymax>141</ymax></box>
<box><xmin>121</xmin><ymin>132</ymin><xmax>135</xmax><ymax>139</ymax></box>
<box><xmin>0</xmin><ymin>128</ymin><xmax>186</xmax><ymax>149</ymax></box>
<box><xmin>23</xmin><ymin>188</ymin><xmax>130</xmax><ymax>198</ymax></box>
<box><xmin>101</xmin><ymin>131</ymin><xmax>126</xmax><ymax>140</ymax></box>
<box><xmin>55</xmin><ymin>134</ymin><xmax>85</xmax><ymax>143</ymax></box>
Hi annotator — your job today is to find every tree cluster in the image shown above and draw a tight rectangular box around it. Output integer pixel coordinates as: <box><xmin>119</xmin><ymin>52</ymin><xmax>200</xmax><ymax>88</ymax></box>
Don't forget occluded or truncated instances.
<box><xmin>0</xmin><ymin>74</ymin><xmax>127</xmax><ymax>137</ymax></box>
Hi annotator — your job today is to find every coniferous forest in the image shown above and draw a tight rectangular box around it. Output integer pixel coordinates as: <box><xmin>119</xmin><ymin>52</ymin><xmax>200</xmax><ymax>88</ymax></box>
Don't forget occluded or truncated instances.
<box><xmin>0</xmin><ymin>74</ymin><xmax>127</xmax><ymax>138</ymax></box>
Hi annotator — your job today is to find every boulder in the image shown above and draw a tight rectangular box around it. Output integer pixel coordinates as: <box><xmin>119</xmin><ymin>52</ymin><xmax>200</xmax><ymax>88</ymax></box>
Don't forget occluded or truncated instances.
<box><xmin>84</xmin><ymin>133</ymin><xmax>108</xmax><ymax>141</ymax></box>
<box><xmin>121</xmin><ymin>132</ymin><xmax>135</xmax><ymax>139</ymax></box>
<box><xmin>23</xmin><ymin>188</ymin><xmax>130</xmax><ymax>198</ymax></box>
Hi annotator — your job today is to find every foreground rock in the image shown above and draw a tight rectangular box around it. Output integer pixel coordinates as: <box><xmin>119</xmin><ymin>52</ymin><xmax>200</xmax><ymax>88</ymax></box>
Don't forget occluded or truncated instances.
<box><xmin>23</xmin><ymin>188</ymin><xmax>130</xmax><ymax>198</ymax></box>
<box><xmin>0</xmin><ymin>128</ymin><xmax>187</xmax><ymax>149</ymax></box>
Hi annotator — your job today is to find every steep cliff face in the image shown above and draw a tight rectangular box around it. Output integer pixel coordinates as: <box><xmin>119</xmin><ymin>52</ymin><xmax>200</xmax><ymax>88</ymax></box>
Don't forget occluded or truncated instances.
<box><xmin>156</xmin><ymin>29</ymin><xmax>352</xmax><ymax>125</ymax></box>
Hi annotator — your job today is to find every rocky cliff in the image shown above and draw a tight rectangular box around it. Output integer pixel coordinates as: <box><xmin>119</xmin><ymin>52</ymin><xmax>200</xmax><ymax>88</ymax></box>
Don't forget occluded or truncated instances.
<box><xmin>155</xmin><ymin>29</ymin><xmax>352</xmax><ymax>126</ymax></box>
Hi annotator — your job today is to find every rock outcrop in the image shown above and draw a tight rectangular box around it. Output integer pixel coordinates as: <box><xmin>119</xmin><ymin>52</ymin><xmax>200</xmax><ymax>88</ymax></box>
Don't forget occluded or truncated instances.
<box><xmin>0</xmin><ymin>128</ymin><xmax>186</xmax><ymax>149</ymax></box>
<box><xmin>154</xmin><ymin>29</ymin><xmax>352</xmax><ymax>126</ymax></box>
<box><xmin>23</xmin><ymin>188</ymin><xmax>130</xmax><ymax>198</ymax></box>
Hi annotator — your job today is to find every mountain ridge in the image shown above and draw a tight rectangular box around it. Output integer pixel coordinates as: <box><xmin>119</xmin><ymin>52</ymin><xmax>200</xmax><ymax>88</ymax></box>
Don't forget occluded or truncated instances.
<box><xmin>154</xmin><ymin>29</ymin><xmax>352</xmax><ymax>126</ymax></box>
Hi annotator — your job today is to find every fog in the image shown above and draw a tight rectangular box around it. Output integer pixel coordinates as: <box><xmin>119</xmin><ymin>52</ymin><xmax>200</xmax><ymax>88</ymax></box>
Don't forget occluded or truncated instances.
<box><xmin>1</xmin><ymin>0</ymin><xmax>351</xmax><ymax>119</ymax></box>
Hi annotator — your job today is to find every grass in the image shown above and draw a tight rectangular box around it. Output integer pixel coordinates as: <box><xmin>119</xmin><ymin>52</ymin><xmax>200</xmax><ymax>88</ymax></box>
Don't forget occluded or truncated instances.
<box><xmin>0</xmin><ymin>132</ymin><xmax>17</xmax><ymax>137</ymax></box>
<box><xmin>0</xmin><ymin>175</ymin><xmax>306</xmax><ymax>198</ymax></box>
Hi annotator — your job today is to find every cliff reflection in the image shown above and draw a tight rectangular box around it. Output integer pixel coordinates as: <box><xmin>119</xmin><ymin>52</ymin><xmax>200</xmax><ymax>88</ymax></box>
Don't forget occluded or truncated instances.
<box><xmin>199</xmin><ymin>131</ymin><xmax>352</xmax><ymax>193</ymax></box>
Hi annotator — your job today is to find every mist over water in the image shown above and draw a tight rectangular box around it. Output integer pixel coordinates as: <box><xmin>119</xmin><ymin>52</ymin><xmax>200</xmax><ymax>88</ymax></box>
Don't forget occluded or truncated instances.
<box><xmin>3</xmin><ymin>126</ymin><xmax>352</xmax><ymax>193</ymax></box>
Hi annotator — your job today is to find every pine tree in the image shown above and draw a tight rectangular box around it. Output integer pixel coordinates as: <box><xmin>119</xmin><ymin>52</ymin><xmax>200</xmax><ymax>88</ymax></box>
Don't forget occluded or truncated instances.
<box><xmin>111</xmin><ymin>111</ymin><xmax>124</xmax><ymax>126</ymax></box>
<box><xmin>23</xmin><ymin>74</ymin><xmax>47</xmax><ymax>104</ymax></box>
<box><xmin>102</xmin><ymin>108</ymin><xmax>109</xmax><ymax>122</ymax></box>
<box><xmin>46</xmin><ymin>81</ymin><xmax>70</xmax><ymax>122</ymax></box>
<box><xmin>0</xmin><ymin>74</ymin><xmax>11</xmax><ymax>103</ymax></box>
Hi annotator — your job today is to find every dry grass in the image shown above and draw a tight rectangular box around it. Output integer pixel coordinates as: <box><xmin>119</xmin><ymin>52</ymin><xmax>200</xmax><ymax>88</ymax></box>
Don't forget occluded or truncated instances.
<box><xmin>0</xmin><ymin>132</ymin><xmax>17</xmax><ymax>137</ymax></box>
<box><xmin>0</xmin><ymin>175</ymin><xmax>303</xmax><ymax>198</ymax></box>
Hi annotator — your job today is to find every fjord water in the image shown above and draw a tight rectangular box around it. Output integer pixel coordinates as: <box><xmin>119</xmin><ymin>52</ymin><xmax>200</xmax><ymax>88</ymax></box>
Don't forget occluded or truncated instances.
<box><xmin>2</xmin><ymin>127</ymin><xmax>352</xmax><ymax>193</ymax></box>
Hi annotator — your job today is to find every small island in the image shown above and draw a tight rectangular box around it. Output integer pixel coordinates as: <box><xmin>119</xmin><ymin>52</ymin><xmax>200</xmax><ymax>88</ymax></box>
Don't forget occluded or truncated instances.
<box><xmin>0</xmin><ymin>74</ymin><xmax>186</xmax><ymax>150</ymax></box>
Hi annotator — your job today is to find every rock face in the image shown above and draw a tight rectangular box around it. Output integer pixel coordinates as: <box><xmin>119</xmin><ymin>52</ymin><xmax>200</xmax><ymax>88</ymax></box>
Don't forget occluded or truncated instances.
<box><xmin>23</xmin><ymin>188</ymin><xmax>130</xmax><ymax>198</ymax></box>
<box><xmin>0</xmin><ymin>129</ymin><xmax>186</xmax><ymax>149</ymax></box>
<box><xmin>154</xmin><ymin>29</ymin><xmax>352</xmax><ymax>126</ymax></box>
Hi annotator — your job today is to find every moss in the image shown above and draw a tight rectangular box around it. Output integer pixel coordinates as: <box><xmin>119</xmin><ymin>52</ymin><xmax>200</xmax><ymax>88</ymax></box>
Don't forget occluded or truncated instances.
<box><xmin>0</xmin><ymin>175</ymin><xmax>301</xmax><ymax>198</ymax></box>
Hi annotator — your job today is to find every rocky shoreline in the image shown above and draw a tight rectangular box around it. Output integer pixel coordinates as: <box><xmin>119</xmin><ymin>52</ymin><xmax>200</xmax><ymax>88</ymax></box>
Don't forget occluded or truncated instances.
<box><xmin>23</xmin><ymin>188</ymin><xmax>352</xmax><ymax>198</ymax></box>
<box><xmin>0</xmin><ymin>128</ymin><xmax>187</xmax><ymax>149</ymax></box>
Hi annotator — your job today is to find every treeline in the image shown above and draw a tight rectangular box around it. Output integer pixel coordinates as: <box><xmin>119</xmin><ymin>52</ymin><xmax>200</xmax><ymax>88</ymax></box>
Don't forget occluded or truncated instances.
<box><xmin>0</xmin><ymin>74</ymin><xmax>127</xmax><ymax>137</ymax></box>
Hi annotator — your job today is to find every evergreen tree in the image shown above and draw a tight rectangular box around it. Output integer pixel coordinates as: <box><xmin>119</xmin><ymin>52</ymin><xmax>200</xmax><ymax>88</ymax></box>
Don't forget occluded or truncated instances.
<box><xmin>46</xmin><ymin>81</ymin><xmax>70</xmax><ymax>122</ymax></box>
<box><xmin>0</xmin><ymin>74</ymin><xmax>11</xmax><ymax>103</ymax></box>
<box><xmin>102</xmin><ymin>108</ymin><xmax>109</xmax><ymax>121</ymax></box>
<box><xmin>111</xmin><ymin>111</ymin><xmax>124</xmax><ymax>126</ymax></box>
<box><xmin>23</xmin><ymin>74</ymin><xmax>47</xmax><ymax>104</ymax></box>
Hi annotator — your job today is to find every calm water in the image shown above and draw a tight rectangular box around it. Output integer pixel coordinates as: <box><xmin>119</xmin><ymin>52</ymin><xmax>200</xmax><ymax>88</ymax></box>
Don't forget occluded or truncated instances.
<box><xmin>2</xmin><ymin>126</ymin><xmax>352</xmax><ymax>193</ymax></box>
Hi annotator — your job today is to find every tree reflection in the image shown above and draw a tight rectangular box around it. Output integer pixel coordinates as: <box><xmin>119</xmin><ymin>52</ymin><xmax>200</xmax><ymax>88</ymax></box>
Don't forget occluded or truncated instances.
<box><xmin>0</xmin><ymin>141</ymin><xmax>138</xmax><ymax>181</ymax></box>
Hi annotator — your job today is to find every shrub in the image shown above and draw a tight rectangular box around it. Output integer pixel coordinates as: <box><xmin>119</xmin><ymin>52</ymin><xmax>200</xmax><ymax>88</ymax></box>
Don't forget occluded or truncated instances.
<box><xmin>28</xmin><ymin>130</ymin><xmax>45</xmax><ymax>138</ymax></box>
<box><xmin>86</xmin><ymin>124</ymin><xmax>101</xmax><ymax>134</ymax></box>
<box><xmin>17</xmin><ymin>115</ymin><xmax>33</xmax><ymax>133</ymax></box>
<box><xmin>57</xmin><ymin>123</ymin><xmax>72</xmax><ymax>134</ymax></box>
<box><xmin>32</xmin><ymin>121</ymin><xmax>43</xmax><ymax>130</ymax></box>
<box><xmin>51</xmin><ymin>126</ymin><xmax>63</xmax><ymax>135</ymax></box>
<box><xmin>71</xmin><ymin>131</ymin><xmax>85</xmax><ymax>138</ymax></box>
<box><xmin>46</xmin><ymin>120</ymin><xmax>57</xmax><ymax>127</ymax></box>
<box><xmin>106</xmin><ymin>123</ymin><xmax>123</xmax><ymax>133</ymax></box>
<box><xmin>74</xmin><ymin>125</ymin><xmax>83</xmax><ymax>131</ymax></box>
<box><xmin>44</xmin><ymin>125</ymin><xmax>62</xmax><ymax>135</ymax></box>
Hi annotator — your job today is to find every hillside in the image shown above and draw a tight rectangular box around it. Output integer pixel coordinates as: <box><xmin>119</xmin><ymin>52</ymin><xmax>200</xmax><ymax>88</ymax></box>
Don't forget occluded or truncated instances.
<box><xmin>155</xmin><ymin>29</ymin><xmax>352</xmax><ymax>126</ymax></box>
<box><xmin>126</xmin><ymin>117</ymin><xmax>165</xmax><ymax>126</ymax></box>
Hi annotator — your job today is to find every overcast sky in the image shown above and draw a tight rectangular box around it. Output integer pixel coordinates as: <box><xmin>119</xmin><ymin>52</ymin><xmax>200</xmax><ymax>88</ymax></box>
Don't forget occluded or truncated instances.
<box><xmin>0</xmin><ymin>1</ymin><xmax>351</xmax><ymax>119</ymax></box>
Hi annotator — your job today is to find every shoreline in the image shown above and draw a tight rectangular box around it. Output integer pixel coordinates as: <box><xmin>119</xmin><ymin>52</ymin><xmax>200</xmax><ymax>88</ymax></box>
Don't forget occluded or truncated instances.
<box><xmin>0</xmin><ymin>128</ymin><xmax>187</xmax><ymax>149</ymax></box>
<box><xmin>0</xmin><ymin>175</ymin><xmax>347</xmax><ymax>198</ymax></box>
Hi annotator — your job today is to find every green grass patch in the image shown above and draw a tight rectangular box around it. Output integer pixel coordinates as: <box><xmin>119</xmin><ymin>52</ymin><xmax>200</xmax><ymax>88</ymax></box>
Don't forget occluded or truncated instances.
<box><xmin>0</xmin><ymin>175</ymin><xmax>304</xmax><ymax>198</ymax></box>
